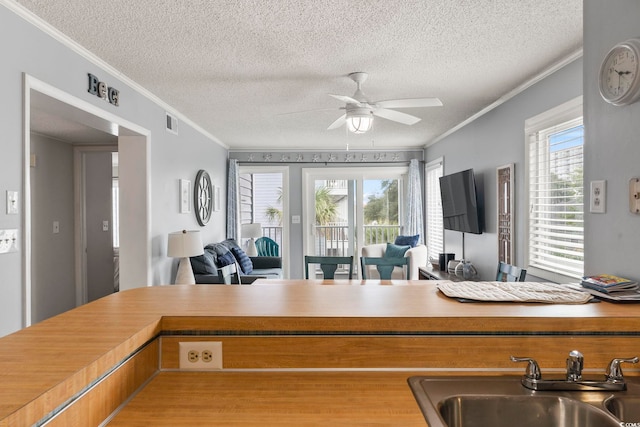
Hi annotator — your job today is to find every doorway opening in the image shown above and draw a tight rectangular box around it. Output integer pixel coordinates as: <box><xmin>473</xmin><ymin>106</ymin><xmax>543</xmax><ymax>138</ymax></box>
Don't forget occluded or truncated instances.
<box><xmin>24</xmin><ymin>75</ymin><xmax>150</xmax><ymax>326</ymax></box>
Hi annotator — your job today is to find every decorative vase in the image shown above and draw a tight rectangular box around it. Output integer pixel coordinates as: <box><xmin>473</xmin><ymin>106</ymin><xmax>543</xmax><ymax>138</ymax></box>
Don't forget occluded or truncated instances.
<box><xmin>455</xmin><ymin>260</ymin><xmax>477</xmax><ymax>280</ymax></box>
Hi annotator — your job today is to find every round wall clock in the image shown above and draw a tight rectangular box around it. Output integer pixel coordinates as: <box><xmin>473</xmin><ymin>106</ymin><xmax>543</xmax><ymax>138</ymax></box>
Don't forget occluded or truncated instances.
<box><xmin>194</xmin><ymin>169</ymin><xmax>212</xmax><ymax>226</ymax></box>
<box><xmin>599</xmin><ymin>38</ymin><xmax>640</xmax><ymax>106</ymax></box>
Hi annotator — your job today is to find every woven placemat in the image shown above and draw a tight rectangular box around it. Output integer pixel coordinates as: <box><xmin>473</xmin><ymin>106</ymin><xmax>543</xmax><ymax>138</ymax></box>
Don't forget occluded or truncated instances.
<box><xmin>437</xmin><ymin>281</ymin><xmax>592</xmax><ymax>304</ymax></box>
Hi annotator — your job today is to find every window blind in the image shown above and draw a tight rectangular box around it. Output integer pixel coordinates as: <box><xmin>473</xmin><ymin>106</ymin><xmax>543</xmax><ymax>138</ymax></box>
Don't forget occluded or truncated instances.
<box><xmin>425</xmin><ymin>159</ymin><xmax>444</xmax><ymax>259</ymax></box>
<box><xmin>527</xmin><ymin>118</ymin><xmax>584</xmax><ymax>279</ymax></box>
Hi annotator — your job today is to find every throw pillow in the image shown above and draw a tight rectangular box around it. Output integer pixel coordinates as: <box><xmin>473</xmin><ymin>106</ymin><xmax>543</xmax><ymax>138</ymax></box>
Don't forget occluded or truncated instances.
<box><xmin>385</xmin><ymin>243</ymin><xmax>410</xmax><ymax>258</ymax></box>
<box><xmin>204</xmin><ymin>243</ymin><xmax>237</xmax><ymax>271</ymax></box>
<box><xmin>230</xmin><ymin>246</ymin><xmax>253</xmax><ymax>274</ymax></box>
<box><xmin>216</xmin><ymin>251</ymin><xmax>236</xmax><ymax>267</ymax></box>
<box><xmin>394</xmin><ymin>234</ymin><xmax>419</xmax><ymax>248</ymax></box>
<box><xmin>189</xmin><ymin>249</ymin><xmax>217</xmax><ymax>275</ymax></box>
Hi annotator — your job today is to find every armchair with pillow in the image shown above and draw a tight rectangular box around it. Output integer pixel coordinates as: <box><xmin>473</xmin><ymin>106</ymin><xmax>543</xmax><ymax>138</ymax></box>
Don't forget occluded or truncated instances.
<box><xmin>360</xmin><ymin>234</ymin><xmax>427</xmax><ymax>280</ymax></box>
<box><xmin>190</xmin><ymin>239</ymin><xmax>282</xmax><ymax>284</ymax></box>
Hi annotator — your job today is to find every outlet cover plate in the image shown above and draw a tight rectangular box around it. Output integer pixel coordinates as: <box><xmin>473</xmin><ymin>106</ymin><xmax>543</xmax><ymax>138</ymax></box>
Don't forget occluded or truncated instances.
<box><xmin>6</xmin><ymin>191</ymin><xmax>18</xmax><ymax>215</ymax></box>
<box><xmin>179</xmin><ymin>341</ymin><xmax>223</xmax><ymax>370</ymax></box>
<box><xmin>590</xmin><ymin>180</ymin><xmax>606</xmax><ymax>213</ymax></box>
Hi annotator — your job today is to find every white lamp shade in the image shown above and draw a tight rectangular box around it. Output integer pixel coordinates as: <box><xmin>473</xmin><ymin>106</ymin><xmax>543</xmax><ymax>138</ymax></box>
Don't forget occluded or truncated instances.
<box><xmin>241</xmin><ymin>223</ymin><xmax>262</xmax><ymax>239</ymax></box>
<box><xmin>167</xmin><ymin>230</ymin><xmax>204</xmax><ymax>258</ymax></box>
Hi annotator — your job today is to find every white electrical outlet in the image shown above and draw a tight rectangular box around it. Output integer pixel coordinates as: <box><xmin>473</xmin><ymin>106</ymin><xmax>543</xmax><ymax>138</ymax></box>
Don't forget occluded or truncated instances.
<box><xmin>179</xmin><ymin>341</ymin><xmax>223</xmax><ymax>370</ymax></box>
<box><xmin>590</xmin><ymin>180</ymin><xmax>606</xmax><ymax>213</ymax></box>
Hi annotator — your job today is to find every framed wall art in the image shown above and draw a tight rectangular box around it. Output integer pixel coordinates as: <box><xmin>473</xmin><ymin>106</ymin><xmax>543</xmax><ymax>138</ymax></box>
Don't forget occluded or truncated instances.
<box><xmin>213</xmin><ymin>185</ymin><xmax>221</xmax><ymax>212</ymax></box>
<box><xmin>497</xmin><ymin>163</ymin><xmax>514</xmax><ymax>264</ymax></box>
<box><xmin>179</xmin><ymin>179</ymin><xmax>191</xmax><ymax>213</ymax></box>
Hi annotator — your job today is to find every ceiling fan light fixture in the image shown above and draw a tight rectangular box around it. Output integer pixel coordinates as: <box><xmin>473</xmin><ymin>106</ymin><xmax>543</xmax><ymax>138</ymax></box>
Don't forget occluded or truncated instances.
<box><xmin>346</xmin><ymin>107</ymin><xmax>373</xmax><ymax>134</ymax></box>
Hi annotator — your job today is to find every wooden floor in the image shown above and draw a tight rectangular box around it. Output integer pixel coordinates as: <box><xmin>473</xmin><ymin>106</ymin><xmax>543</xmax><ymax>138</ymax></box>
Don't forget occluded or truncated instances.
<box><xmin>107</xmin><ymin>371</ymin><xmax>428</xmax><ymax>426</ymax></box>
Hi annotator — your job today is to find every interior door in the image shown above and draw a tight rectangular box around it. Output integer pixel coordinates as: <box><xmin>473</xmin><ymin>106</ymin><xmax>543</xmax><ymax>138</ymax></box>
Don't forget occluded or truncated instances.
<box><xmin>82</xmin><ymin>150</ymin><xmax>116</xmax><ymax>302</ymax></box>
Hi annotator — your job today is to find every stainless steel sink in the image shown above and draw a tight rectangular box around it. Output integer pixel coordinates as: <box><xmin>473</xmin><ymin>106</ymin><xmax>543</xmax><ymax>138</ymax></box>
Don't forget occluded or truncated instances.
<box><xmin>408</xmin><ymin>377</ymin><xmax>637</xmax><ymax>427</ymax></box>
<box><xmin>439</xmin><ymin>395</ymin><xmax>618</xmax><ymax>427</ymax></box>
<box><xmin>604</xmin><ymin>396</ymin><xmax>640</xmax><ymax>422</ymax></box>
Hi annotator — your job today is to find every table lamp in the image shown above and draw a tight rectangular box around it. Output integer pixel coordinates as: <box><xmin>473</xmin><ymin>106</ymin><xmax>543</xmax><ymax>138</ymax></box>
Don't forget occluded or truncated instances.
<box><xmin>167</xmin><ymin>230</ymin><xmax>204</xmax><ymax>284</ymax></box>
<box><xmin>241</xmin><ymin>223</ymin><xmax>262</xmax><ymax>256</ymax></box>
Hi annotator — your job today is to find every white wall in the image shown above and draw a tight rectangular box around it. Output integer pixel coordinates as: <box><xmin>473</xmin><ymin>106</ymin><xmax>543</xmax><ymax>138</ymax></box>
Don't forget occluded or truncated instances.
<box><xmin>0</xmin><ymin>4</ymin><xmax>228</xmax><ymax>336</ymax></box>
<box><xmin>583</xmin><ymin>0</ymin><xmax>640</xmax><ymax>278</ymax></box>
<box><xmin>425</xmin><ymin>58</ymin><xmax>583</xmax><ymax>280</ymax></box>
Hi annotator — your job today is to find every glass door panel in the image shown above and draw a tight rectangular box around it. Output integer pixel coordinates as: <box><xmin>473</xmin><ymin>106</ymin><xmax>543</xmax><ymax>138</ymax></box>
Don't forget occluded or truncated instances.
<box><xmin>363</xmin><ymin>179</ymin><xmax>401</xmax><ymax>245</ymax></box>
<box><xmin>312</xmin><ymin>178</ymin><xmax>354</xmax><ymax>258</ymax></box>
<box><xmin>303</xmin><ymin>167</ymin><xmax>407</xmax><ymax>279</ymax></box>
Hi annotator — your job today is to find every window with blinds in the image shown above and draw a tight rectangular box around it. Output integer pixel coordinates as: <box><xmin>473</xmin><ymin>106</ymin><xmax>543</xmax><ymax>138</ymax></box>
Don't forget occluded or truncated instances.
<box><xmin>525</xmin><ymin>98</ymin><xmax>583</xmax><ymax>281</ymax></box>
<box><xmin>425</xmin><ymin>159</ymin><xmax>444</xmax><ymax>259</ymax></box>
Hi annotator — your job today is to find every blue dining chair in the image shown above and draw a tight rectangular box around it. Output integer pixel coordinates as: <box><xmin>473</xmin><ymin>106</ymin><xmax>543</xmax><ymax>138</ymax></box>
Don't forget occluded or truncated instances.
<box><xmin>305</xmin><ymin>255</ymin><xmax>354</xmax><ymax>279</ymax></box>
<box><xmin>360</xmin><ymin>256</ymin><xmax>411</xmax><ymax>280</ymax></box>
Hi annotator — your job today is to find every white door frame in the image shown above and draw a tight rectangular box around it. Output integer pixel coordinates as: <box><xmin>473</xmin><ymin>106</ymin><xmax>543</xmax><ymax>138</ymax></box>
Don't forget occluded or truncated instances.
<box><xmin>23</xmin><ymin>74</ymin><xmax>151</xmax><ymax>327</ymax></box>
<box><xmin>302</xmin><ymin>166</ymin><xmax>408</xmax><ymax>266</ymax></box>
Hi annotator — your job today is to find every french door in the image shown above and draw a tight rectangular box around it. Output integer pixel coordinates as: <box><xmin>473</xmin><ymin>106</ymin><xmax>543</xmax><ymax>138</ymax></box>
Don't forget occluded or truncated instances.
<box><xmin>302</xmin><ymin>167</ymin><xmax>408</xmax><ymax>276</ymax></box>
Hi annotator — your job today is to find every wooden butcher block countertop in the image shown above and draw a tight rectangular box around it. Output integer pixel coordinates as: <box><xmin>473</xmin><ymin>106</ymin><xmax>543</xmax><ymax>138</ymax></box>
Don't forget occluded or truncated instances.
<box><xmin>1</xmin><ymin>280</ymin><xmax>639</xmax><ymax>425</ymax></box>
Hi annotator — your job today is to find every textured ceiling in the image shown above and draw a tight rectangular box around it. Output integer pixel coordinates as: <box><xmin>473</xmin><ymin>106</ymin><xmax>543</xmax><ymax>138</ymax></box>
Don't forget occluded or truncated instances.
<box><xmin>16</xmin><ymin>0</ymin><xmax>583</xmax><ymax>150</ymax></box>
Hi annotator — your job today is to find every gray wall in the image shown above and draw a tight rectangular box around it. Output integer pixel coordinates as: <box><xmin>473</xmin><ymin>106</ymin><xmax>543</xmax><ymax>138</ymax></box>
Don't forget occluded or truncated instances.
<box><xmin>84</xmin><ymin>150</ymin><xmax>115</xmax><ymax>302</ymax></box>
<box><xmin>30</xmin><ymin>134</ymin><xmax>76</xmax><ymax>323</ymax></box>
<box><xmin>583</xmin><ymin>0</ymin><xmax>640</xmax><ymax>278</ymax></box>
<box><xmin>426</xmin><ymin>0</ymin><xmax>640</xmax><ymax>282</ymax></box>
<box><xmin>425</xmin><ymin>58</ymin><xmax>583</xmax><ymax>280</ymax></box>
<box><xmin>0</xmin><ymin>5</ymin><xmax>228</xmax><ymax>336</ymax></box>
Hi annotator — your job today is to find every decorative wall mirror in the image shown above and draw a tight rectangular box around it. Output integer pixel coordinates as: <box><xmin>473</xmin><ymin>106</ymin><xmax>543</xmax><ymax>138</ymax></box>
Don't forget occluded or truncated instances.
<box><xmin>194</xmin><ymin>169</ymin><xmax>212</xmax><ymax>226</ymax></box>
<box><xmin>497</xmin><ymin>164</ymin><xmax>514</xmax><ymax>264</ymax></box>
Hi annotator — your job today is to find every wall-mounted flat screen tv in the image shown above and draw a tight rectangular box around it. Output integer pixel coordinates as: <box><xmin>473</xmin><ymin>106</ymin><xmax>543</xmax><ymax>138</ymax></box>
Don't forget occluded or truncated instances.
<box><xmin>439</xmin><ymin>168</ymin><xmax>483</xmax><ymax>234</ymax></box>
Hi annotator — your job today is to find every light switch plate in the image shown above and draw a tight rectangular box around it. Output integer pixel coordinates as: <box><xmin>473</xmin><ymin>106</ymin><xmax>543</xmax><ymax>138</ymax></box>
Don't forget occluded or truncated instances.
<box><xmin>590</xmin><ymin>180</ymin><xmax>606</xmax><ymax>213</ymax></box>
<box><xmin>6</xmin><ymin>191</ymin><xmax>18</xmax><ymax>215</ymax></box>
<box><xmin>0</xmin><ymin>229</ymin><xmax>18</xmax><ymax>254</ymax></box>
<box><xmin>630</xmin><ymin>178</ymin><xmax>640</xmax><ymax>214</ymax></box>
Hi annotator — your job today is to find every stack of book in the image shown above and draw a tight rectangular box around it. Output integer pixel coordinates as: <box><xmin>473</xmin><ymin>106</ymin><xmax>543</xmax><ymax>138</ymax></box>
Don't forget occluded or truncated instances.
<box><xmin>580</xmin><ymin>274</ymin><xmax>640</xmax><ymax>302</ymax></box>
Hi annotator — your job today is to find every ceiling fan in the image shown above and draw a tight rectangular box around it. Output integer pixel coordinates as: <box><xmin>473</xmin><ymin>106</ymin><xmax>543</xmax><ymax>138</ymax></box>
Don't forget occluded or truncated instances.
<box><xmin>327</xmin><ymin>72</ymin><xmax>442</xmax><ymax>134</ymax></box>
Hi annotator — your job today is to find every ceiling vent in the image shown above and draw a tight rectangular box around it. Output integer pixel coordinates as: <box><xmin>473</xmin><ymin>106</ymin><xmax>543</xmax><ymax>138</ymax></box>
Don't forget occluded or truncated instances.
<box><xmin>166</xmin><ymin>112</ymin><xmax>178</xmax><ymax>135</ymax></box>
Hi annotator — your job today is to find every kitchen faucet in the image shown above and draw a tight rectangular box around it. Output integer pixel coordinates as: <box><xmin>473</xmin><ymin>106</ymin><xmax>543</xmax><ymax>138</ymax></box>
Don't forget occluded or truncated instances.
<box><xmin>511</xmin><ymin>351</ymin><xmax>638</xmax><ymax>391</ymax></box>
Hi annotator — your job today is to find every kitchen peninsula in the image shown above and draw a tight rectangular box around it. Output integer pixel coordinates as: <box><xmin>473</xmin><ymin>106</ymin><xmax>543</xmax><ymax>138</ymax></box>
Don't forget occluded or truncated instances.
<box><xmin>1</xmin><ymin>281</ymin><xmax>639</xmax><ymax>426</ymax></box>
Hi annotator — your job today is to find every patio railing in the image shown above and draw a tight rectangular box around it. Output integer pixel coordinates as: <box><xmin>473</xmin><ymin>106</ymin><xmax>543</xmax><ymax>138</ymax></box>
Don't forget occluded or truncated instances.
<box><xmin>313</xmin><ymin>224</ymin><xmax>401</xmax><ymax>256</ymax></box>
<box><xmin>260</xmin><ymin>224</ymin><xmax>402</xmax><ymax>257</ymax></box>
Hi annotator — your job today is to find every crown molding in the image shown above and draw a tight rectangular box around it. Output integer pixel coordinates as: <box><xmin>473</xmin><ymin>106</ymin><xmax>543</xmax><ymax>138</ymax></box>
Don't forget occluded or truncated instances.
<box><xmin>426</xmin><ymin>48</ymin><xmax>584</xmax><ymax>147</ymax></box>
<box><xmin>1</xmin><ymin>0</ymin><xmax>227</xmax><ymax>149</ymax></box>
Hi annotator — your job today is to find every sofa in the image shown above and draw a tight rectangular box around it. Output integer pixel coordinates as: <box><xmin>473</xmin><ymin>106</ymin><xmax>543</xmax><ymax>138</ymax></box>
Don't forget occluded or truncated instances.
<box><xmin>190</xmin><ymin>239</ymin><xmax>282</xmax><ymax>284</ymax></box>
<box><xmin>361</xmin><ymin>240</ymin><xmax>427</xmax><ymax>280</ymax></box>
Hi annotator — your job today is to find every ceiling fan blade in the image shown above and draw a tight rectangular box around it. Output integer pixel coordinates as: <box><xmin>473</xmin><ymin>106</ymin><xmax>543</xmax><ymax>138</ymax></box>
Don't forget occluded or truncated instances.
<box><xmin>375</xmin><ymin>97</ymin><xmax>442</xmax><ymax>109</ymax></box>
<box><xmin>327</xmin><ymin>114</ymin><xmax>346</xmax><ymax>130</ymax></box>
<box><xmin>373</xmin><ymin>108</ymin><xmax>421</xmax><ymax>125</ymax></box>
<box><xmin>329</xmin><ymin>94</ymin><xmax>362</xmax><ymax>105</ymax></box>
